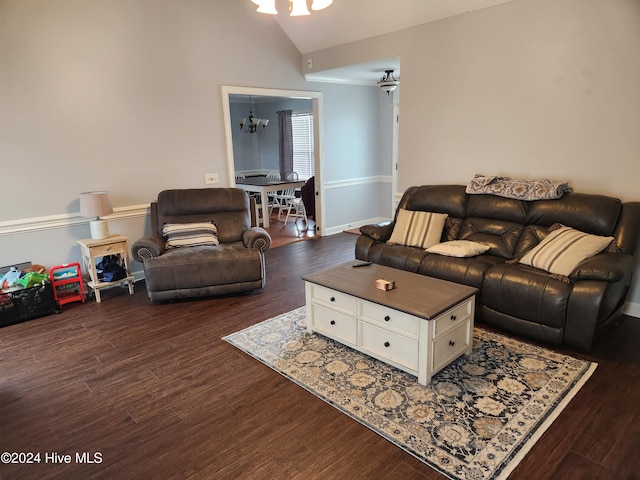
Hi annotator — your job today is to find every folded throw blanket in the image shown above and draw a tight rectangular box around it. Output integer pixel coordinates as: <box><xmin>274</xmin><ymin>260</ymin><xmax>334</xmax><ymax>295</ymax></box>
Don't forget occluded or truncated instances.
<box><xmin>466</xmin><ymin>174</ymin><xmax>572</xmax><ymax>201</ymax></box>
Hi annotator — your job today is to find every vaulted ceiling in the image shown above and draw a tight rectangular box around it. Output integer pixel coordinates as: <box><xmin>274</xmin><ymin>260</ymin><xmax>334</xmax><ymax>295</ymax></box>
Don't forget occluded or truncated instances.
<box><xmin>264</xmin><ymin>0</ymin><xmax>518</xmax><ymax>85</ymax></box>
<box><xmin>272</xmin><ymin>0</ymin><xmax>518</xmax><ymax>54</ymax></box>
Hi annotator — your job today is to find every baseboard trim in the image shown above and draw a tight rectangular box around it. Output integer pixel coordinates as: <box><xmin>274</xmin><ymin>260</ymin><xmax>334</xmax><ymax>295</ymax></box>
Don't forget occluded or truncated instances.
<box><xmin>623</xmin><ymin>301</ymin><xmax>640</xmax><ymax>318</ymax></box>
<box><xmin>325</xmin><ymin>217</ymin><xmax>390</xmax><ymax>236</ymax></box>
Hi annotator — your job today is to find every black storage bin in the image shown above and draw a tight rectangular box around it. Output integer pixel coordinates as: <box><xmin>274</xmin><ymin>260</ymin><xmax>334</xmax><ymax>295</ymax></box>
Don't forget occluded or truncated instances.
<box><xmin>0</xmin><ymin>282</ymin><xmax>59</xmax><ymax>327</ymax></box>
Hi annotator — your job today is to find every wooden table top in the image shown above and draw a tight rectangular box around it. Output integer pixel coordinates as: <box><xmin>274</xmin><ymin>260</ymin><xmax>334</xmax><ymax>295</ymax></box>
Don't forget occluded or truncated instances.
<box><xmin>303</xmin><ymin>261</ymin><xmax>477</xmax><ymax>320</ymax></box>
<box><xmin>236</xmin><ymin>177</ymin><xmax>304</xmax><ymax>187</ymax></box>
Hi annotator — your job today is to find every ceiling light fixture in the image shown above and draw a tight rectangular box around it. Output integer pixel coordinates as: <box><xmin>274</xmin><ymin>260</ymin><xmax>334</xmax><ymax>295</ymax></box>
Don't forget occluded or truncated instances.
<box><xmin>238</xmin><ymin>96</ymin><xmax>269</xmax><ymax>134</ymax></box>
<box><xmin>251</xmin><ymin>0</ymin><xmax>333</xmax><ymax>16</ymax></box>
<box><xmin>378</xmin><ymin>69</ymin><xmax>399</xmax><ymax>95</ymax></box>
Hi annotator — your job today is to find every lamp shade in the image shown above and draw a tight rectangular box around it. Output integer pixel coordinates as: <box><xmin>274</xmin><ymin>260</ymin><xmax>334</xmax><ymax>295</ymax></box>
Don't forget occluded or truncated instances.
<box><xmin>79</xmin><ymin>191</ymin><xmax>113</xmax><ymax>218</ymax></box>
<box><xmin>79</xmin><ymin>192</ymin><xmax>113</xmax><ymax>240</ymax></box>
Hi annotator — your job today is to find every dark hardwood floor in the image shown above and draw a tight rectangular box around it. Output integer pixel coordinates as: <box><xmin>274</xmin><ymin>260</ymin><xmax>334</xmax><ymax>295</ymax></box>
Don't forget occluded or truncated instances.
<box><xmin>1</xmin><ymin>233</ymin><xmax>639</xmax><ymax>480</ymax></box>
<box><xmin>259</xmin><ymin>205</ymin><xmax>318</xmax><ymax>249</ymax></box>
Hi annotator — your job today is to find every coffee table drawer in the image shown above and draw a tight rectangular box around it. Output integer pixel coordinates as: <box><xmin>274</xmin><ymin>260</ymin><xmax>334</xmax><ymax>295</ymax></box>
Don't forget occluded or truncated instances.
<box><xmin>310</xmin><ymin>303</ymin><xmax>357</xmax><ymax>345</ymax></box>
<box><xmin>360</xmin><ymin>322</ymin><xmax>419</xmax><ymax>371</ymax></box>
<box><xmin>360</xmin><ymin>302</ymin><xmax>419</xmax><ymax>337</ymax></box>
<box><xmin>432</xmin><ymin>321</ymin><xmax>470</xmax><ymax>373</ymax></box>
<box><xmin>433</xmin><ymin>299</ymin><xmax>473</xmax><ymax>337</ymax></box>
<box><xmin>308</xmin><ymin>284</ymin><xmax>358</xmax><ymax>315</ymax></box>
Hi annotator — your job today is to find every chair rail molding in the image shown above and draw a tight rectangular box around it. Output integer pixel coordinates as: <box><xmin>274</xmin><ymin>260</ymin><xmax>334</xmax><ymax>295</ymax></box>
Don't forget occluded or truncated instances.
<box><xmin>0</xmin><ymin>204</ymin><xmax>150</xmax><ymax>236</ymax></box>
<box><xmin>324</xmin><ymin>175</ymin><xmax>392</xmax><ymax>190</ymax></box>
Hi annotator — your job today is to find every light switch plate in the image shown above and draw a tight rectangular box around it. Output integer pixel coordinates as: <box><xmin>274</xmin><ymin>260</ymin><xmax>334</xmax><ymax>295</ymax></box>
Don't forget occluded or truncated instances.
<box><xmin>204</xmin><ymin>173</ymin><xmax>218</xmax><ymax>184</ymax></box>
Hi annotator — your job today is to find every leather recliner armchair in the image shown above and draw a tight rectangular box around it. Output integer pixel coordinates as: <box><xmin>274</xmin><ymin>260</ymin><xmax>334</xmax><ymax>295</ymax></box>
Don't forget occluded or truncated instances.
<box><xmin>131</xmin><ymin>188</ymin><xmax>271</xmax><ymax>302</ymax></box>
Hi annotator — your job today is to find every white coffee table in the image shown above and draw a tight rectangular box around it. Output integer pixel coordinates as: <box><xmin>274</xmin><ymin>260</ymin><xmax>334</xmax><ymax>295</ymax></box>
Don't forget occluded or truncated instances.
<box><xmin>303</xmin><ymin>261</ymin><xmax>478</xmax><ymax>385</ymax></box>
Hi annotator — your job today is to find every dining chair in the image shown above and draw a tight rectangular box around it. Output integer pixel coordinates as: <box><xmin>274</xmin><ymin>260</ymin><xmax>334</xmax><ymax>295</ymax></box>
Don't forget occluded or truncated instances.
<box><xmin>284</xmin><ymin>196</ymin><xmax>308</xmax><ymax>228</ymax></box>
<box><xmin>272</xmin><ymin>172</ymin><xmax>299</xmax><ymax>220</ymax></box>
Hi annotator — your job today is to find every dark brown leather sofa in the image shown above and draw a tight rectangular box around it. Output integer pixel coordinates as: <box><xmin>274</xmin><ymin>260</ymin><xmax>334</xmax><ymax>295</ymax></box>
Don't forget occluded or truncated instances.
<box><xmin>356</xmin><ymin>185</ymin><xmax>640</xmax><ymax>351</ymax></box>
<box><xmin>131</xmin><ymin>188</ymin><xmax>271</xmax><ymax>302</ymax></box>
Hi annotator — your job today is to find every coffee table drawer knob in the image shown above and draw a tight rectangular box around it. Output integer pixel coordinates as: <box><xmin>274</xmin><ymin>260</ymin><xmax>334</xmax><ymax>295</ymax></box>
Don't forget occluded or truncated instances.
<box><xmin>330</xmin><ymin>320</ymin><xmax>336</xmax><ymax>325</ymax></box>
<box><xmin>449</xmin><ymin>340</ymin><xmax>455</xmax><ymax>346</ymax></box>
<box><xmin>384</xmin><ymin>341</ymin><xmax>390</xmax><ymax>348</ymax></box>
<box><xmin>384</xmin><ymin>315</ymin><xmax>390</xmax><ymax>322</ymax></box>
<box><xmin>330</xmin><ymin>296</ymin><xmax>335</xmax><ymax>302</ymax></box>
<box><xmin>451</xmin><ymin>315</ymin><xmax>457</xmax><ymax>321</ymax></box>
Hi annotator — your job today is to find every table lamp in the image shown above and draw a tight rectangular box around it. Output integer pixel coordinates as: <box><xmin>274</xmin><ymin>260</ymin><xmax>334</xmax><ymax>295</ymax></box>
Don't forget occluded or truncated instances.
<box><xmin>79</xmin><ymin>191</ymin><xmax>113</xmax><ymax>240</ymax></box>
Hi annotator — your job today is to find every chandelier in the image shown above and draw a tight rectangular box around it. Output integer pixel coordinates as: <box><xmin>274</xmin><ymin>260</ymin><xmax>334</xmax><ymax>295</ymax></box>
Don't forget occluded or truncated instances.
<box><xmin>251</xmin><ymin>0</ymin><xmax>333</xmax><ymax>16</ymax></box>
<box><xmin>378</xmin><ymin>69</ymin><xmax>400</xmax><ymax>95</ymax></box>
<box><xmin>238</xmin><ymin>96</ymin><xmax>268</xmax><ymax>134</ymax></box>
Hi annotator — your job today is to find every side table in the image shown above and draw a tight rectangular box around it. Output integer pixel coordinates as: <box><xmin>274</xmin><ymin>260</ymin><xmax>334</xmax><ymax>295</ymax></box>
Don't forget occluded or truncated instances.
<box><xmin>77</xmin><ymin>235</ymin><xmax>134</xmax><ymax>303</ymax></box>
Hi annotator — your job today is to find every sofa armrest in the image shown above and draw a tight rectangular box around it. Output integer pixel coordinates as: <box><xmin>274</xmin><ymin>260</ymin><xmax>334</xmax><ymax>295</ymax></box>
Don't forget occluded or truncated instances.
<box><xmin>131</xmin><ymin>235</ymin><xmax>166</xmax><ymax>263</ymax></box>
<box><xmin>570</xmin><ymin>253</ymin><xmax>635</xmax><ymax>283</ymax></box>
<box><xmin>360</xmin><ymin>221</ymin><xmax>394</xmax><ymax>243</ymax></box>
<box><xmin>243</xmin><ymin>227</ymin><xmax>271</xmax><ymax>252</ymax></box>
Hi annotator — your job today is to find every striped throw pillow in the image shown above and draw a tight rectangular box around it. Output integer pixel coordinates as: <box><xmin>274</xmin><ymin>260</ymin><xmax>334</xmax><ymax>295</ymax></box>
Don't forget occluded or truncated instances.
<box><xmin>162</xmin><ymin>222</ymin><xmax>219</xmax><ymax>249</ymax></box>
<box><xmin>387</xmin><ymin>209</ymin><xmax>448</xmax><ymax>249</ymax></box>
<box><xmin>519</xmin><ymin>226</ymin><xmax>613</xmax><ymax>276</ymax></box>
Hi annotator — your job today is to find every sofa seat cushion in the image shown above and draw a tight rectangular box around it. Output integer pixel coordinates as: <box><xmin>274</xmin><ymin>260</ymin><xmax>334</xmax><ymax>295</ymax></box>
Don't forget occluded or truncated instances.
<box><xmin>419</xmin><ymin>254</ymin><xmax>504</xmax><ymax>289</ymax></box>
<box><xmin>480</xmin><ymin>306</ymin><xmax>564</xmax><ymax>346</ymax></box>
<box><xmin>482</xmin><ymin>263</ymin><xmax>572</xmax><ymax>328</ymax></box>
<box><xmin>364</xmin><ymin>243</ymin><xmax>428</xmax><ymax>273</ymax></box>
<box><xmin>143</xmin><ymin>242</ymin><xmax>263</xmax><ymax>292</ymax></box>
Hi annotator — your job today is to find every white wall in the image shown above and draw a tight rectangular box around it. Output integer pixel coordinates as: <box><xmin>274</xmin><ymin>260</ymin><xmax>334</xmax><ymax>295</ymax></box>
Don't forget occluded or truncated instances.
<box><xmin>0</xmin><ymin>1</ymin><xmax>303</xmax><ymax>220</ymax></box>
<box><xmin>302</xmin><ymin>0</ymin><xmax>640</xmax><ymax>310</ymax></box>
<box><xmin>230</xmin><ymin>96</ymin><xmax>313</xmax><ymax>175</ymax></box>
<box><xmin>0</xmin><ymin>0</ymin><xmax>390</xmax><ymax>272</ymax></box>
<box><xmin>321</xmin><ymin>84</ymin><xmax>393</xmax><ymax>232</ymax></box>
<box><xmin>304</xmin><ymin>0</ymin><xmax>640</xmax><ymax>199</ymax></box>
<box><xmin>229</xmin><ymin>101</ymin><xmax>262</xmax><ymax>173</ymax></box>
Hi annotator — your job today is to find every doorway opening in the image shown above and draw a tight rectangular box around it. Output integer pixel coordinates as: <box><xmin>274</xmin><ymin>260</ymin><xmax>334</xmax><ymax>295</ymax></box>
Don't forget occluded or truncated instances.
<box><xmin>221</xmin><ymin>86</ymin><xmax>324</xmax><ymax>242</ymax></box>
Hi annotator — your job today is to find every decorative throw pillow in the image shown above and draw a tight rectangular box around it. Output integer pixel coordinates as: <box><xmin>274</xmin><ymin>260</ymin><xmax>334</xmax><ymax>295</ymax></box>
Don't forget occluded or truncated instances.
<box><xmin>426</xmin><ymin>240</ymin><xmax>491</xmax><ymax>257</ymax></box>
<box><xmin>387</xmin><ymin>209</ymin><xmax>448</xmax><ymax>249</ymax></box>
<box><xmin>519</xmin><ymin>225</ymin><xmax>613</xmax><ymax>276</ymax></box>
<box><xmin>162</xmin><ymin>222</ymin><xmax>219</xmax><ymax>249</ymax></box>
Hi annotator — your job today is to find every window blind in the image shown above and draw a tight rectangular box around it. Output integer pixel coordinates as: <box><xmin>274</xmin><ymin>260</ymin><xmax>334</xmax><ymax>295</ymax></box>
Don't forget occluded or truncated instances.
<box><xmin>291</xmin><ymin>111</ymin><xmax>315</xmax><ymax>180</ymax></box>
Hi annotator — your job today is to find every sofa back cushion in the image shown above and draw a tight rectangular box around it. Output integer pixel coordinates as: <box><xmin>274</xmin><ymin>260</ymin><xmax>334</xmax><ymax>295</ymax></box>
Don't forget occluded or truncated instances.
<box><xmin>155</xmin><ymin>188</ymin><xmax>250</xmax><ymax>243</ymax></box>
<box><xmin>513</xmin><ymin>225</ymin><xmax>548</xmax><ymax>258</ymax></box>
<box><xmin>466</xmin><ymin>194</ymin><xmax>527</xmax><ymax>224</ymax></box>
<box><xmin>399</xmin><ymin>185</ymin><xmax>468</xmax><ymax>243</ymax></box>
<box><xmin>526</xmin><ymin>192</ymin><xmax>621</xmax><ymax>236</ymax></box>
<box><xmin>458</xmin><ymin>218</ymin><xmax>524</xmax><ymax>259</ymax></box>
<box><xmin>401</xmin><ymin>185</ymin><xmax>467</xmax><ymax>218</ymax></box>
<box><xmin>614</xmin><ymin>202</ymin><xmax>640</xmax><ymax>255</ymax></box>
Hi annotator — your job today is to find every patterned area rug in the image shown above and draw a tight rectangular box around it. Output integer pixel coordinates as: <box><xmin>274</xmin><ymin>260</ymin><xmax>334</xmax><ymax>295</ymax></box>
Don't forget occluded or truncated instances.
<box><xmin>223</xmin><ymin>307</ymin><xmax>597</xmax><ymax>480</ymax></box>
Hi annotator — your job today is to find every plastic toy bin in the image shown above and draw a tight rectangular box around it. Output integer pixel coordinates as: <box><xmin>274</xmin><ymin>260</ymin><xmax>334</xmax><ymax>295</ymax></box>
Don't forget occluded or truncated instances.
<box><xmin>0</xmin><ymin>282</ymin><xmax>59</xmax><ymax>327</ymax></box>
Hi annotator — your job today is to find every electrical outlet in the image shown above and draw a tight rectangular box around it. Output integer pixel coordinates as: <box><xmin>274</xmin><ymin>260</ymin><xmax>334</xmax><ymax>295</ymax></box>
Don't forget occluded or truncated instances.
<box><xmin>204</xmin><ymin>173</ymin><xmax>218</xmax><ymax>184</ymax></box>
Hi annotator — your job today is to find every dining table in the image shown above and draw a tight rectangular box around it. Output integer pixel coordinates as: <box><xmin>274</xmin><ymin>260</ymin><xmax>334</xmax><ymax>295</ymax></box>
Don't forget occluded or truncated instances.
<box><xmin>236</xmin><ymin>177</ymin><xmax>305</xmax><ymax>228</ymax></box>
